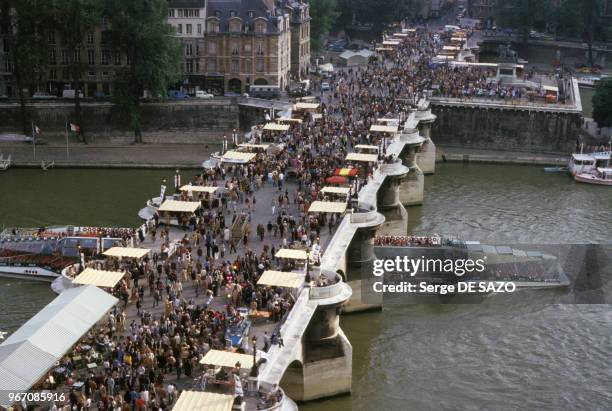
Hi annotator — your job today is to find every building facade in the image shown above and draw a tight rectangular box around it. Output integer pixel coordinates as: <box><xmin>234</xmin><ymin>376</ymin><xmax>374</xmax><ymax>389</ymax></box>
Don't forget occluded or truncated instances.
<box><xmin>282</xmin><ymin>0</ymin><xmax>311</xmax><ymax>80</ymax></box>
<box><xmin>168</xmin><ymin>0</ymin><xmax>294</xmax><ymax>95</ymax></box>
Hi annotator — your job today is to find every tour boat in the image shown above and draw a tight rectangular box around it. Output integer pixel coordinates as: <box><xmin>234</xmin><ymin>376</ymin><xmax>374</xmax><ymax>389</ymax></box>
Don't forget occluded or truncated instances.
<box><xmin>574</xmin><ymin>167</ymin><xmax>612</xmax><ymax>186</ymax></box>
<box><xmin>0</xmin><ymin>226</ymin><xmax>127</xmax><ymax>282</ymax></box>
<box><xmin>568</xmin><ymin>152</ymin><xmax>611</xmax><ymax>176</ymax></box>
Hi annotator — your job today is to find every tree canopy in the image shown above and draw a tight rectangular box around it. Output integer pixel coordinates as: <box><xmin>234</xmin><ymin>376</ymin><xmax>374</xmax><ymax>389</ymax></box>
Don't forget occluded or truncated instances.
<box><xmin>592</xmin><ymin>78</ymin><xmax>612</xmax><ymax>128</ymax></box>
<box><xmin>103</xmin><ymin>0</ymin><xmax>182</xmax><ymax>143</ymax></box>
<box><xmin>495</xmin><ymin>0</ymin><xmax>551</xmax><ymax>43</ymax></box>
<box><xmin>309</xmin><ymin>0</ymin><xmax>340</xmax><ymax>51</ymax></box>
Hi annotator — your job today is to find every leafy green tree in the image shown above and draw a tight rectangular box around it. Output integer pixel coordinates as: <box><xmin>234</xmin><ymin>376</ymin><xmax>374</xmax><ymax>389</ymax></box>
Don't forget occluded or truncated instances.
<box><xmin>51</xmin><ymin>0</ymin><xmax>102</xmax><ymax>143</ymax></box>
<box><xmin>554</xmin><ymin>0</ymin><xmax>606</xmax><ymax>66</ymax></box>
<box><xmin>103</xmin><ymin>0</ymin><xmax>182</xmax><ymax>143</ymax></box>
<box><xmin>495</xmin><ymin>0</ymin><xmax>551</xmax><ymax>43</ymax></box>
<box><xmin>310</xmin><ymin>0</ymin><xmax>340</xmax><ymax>51</ymax></box>
<box><xmin>0</xmin><ymin>0</ymin><xmax>49</xmax><ymax>135</ymax></box>
<box><xmin>592</xmin><ymin>78</ymin><xmax>612</xmax><ymax>128</ymax></box>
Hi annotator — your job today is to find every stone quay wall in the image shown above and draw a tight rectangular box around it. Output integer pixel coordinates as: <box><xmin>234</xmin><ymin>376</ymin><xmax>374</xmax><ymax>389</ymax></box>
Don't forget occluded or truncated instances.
<box><xmin>431</xmin><ymin>104</ymin><xmax>582</xmax><ymax>153</ymax></box>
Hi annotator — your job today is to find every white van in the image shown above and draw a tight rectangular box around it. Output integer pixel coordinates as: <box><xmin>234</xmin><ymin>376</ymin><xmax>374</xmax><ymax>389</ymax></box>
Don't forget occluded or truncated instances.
<box><xmin>62</xmin><ymin>89</ymin><xmax>84</xmax><ymax>99</ymax></box>
<box><xmin>195</xmin><ymin>90</ymin><xmax>214</xmax><ymax>99</ymax></box>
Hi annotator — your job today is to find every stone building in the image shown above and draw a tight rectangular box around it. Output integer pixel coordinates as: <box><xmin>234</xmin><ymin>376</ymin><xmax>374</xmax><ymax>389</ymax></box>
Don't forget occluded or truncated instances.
<box><xmin>281</xmin><ymin>0</ymin><xmax>311</xmax><ymax>80</ymax></box>
<box><xmin>169</xmin><ymin>0</ymin><xmax>293</xmax><ymax>95</ymax></box>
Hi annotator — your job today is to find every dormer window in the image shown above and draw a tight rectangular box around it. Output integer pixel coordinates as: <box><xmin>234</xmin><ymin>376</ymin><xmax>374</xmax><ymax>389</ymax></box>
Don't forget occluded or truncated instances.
<box><xmin>248</xmin><ymin>11</ymin><xmax>254</xmax><ymax>18</ymax></box>
<box><xmin>230</xmin><ymin>10</ymin><xmax>236</xmax><ymax>17</ymax></box>
<box><xmin>255</xmin><ymin>21</ymin><xmax>265</xmax><ymax>34</ymax></box>
<box><xmin>215</xmin><ymin>10</ymin><xmax>221</xmax><ymax>17</ymax></box>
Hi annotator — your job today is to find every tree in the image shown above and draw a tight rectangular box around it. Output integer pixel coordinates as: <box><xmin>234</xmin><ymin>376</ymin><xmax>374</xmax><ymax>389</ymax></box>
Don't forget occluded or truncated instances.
<box><xmin>51</xmin><ymin>0</ymin><xmax>102</xmax><ymax>143</ymax></box>
<box><xmin>310</xmin><ymin>0</ymin><xmax>340</xmax><ymax>52</ymax></box>
<box><xmin>592</xmin><ymin>78</ymin><xmax>612</xmax><ymax>128</ymax></box>
<box><xmin>337</xmin><ymin>0</ymin><xmax>424</xmax><ymax>33</ymax></box>
<box><xmin>495</xmin><ymin>0</ymin><xmax>551</xmax><ymax>43</ymax></box>
<box><xmin>0</xmin><ymin>0</ymin><xmax>49</xmax><ymax>135</ymax></box>
<box><xmin>104</xmin><ymin>0</ymin><xmax>182</xmax><ymax>143</ymax></box>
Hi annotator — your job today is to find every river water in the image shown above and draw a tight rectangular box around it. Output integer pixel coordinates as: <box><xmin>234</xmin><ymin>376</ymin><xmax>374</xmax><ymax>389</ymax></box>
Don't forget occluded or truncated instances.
<box><xmin>1</xmin><ymin>164</ymin><xmax>611</xmax><ymax>410</ymax></box>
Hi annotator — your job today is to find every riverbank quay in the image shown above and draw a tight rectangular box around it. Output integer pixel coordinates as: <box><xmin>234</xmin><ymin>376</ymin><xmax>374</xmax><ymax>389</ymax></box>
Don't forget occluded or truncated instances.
<box><xmin>437</xmin><ymin>146</ymin><xmax>569</xmax><ymax>166</ymax></box>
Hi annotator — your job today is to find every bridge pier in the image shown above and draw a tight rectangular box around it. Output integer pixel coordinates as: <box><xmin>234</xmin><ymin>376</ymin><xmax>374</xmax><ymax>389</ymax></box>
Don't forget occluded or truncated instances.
<box><xmin>415</xmin><ymin>103</ymin><xmax>437</xmax><ymax>175</ymax></box>
<box><xmin>377</xmin><ymin>163</ymin><xmax>410</xmax><ymax>236</ymax></box>
<box><xmin>343</xmin><ymin>211</ymin><xmax>386</xmax><ymax>313</ymax></box>
<box><xmin>397</xmin><ymin>129</ymin><xmax>425</xmax><ymax>207</ymax></box>
<box><xmin>280</xmin><ymin>278</ymin><xmax>354</xmax><ymax>402</ymax></box>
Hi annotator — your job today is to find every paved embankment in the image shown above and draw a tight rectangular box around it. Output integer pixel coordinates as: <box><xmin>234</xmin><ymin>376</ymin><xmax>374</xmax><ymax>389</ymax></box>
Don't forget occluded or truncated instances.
<box><xmin>437</xmin><ymin>146</ymin><xmax>568</xmax><ymax>166</ymax></box>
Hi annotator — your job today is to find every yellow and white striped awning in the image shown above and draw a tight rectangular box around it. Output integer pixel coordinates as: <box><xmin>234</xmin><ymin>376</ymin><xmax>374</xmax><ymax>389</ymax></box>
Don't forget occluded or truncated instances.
<box><xmin>220</xmin><ymin>151</ymin><xmax>257</xmax><ymax>163</ymax></box>
<box><xmin>263</xmin><ymin>123</ymin><xmax>290</xmax><ymax>131</ymax></box>
<box><xmin>158</xmin><ymin>199</ymin><xmax>201</xmax><ymax>213</ymax></box>
<box><xmin>180</xmin><ymin>185</ymin><xmax>218</xmax><ymax>193</ymax></box>
<box><xmin>257</xmin><ymin>270</ymin><xmax>304</xmax><ymax>288</ymax></box>
<box><xmin>172</xmin><ymin>391</ymin><xmax>234</xmax><ymax>411</ymax></box>
<box><xmin>369</xmin><ymin>124</ymin><xmax>398</xmax><ymax>133</ymax></box>
<box><xmin>275</xmin><ymin>248</ymin><xmax>309</xmax><ymax>260</ymax></box>
<box><xmin>73</xmin><ymin>268</ymin><xmax>125</xmax><ymax>288</ymax></box>
<box><xmin>103</xmin><ymin>247</ymin><xmax>150</xmax><ymax>259</ymax></box>
<box><xmin>320</xmin><ymin>186</ymin><xmax>351</xmax><ymax>195</ymax></box>
<box><xmin>199</xmin><ymin>349</ymin><xmax>255</xmax><ymax>368</ymax></box>
<box><xmin>308</xmin><ymin>201</ymin><xmax>347</xmax><ymax>213</ymax></box>
<box><xmin>346</xmin><ymin>153</ymin><xmax>379</xmax><ymax>163</ymax></box>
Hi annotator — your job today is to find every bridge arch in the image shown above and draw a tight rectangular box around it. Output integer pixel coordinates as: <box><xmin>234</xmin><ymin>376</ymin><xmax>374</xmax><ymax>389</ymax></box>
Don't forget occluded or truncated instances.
<box><xmin>279</xmin><ymin>360</ymin><xmax>304</xmax><ymax>401</ymax></box>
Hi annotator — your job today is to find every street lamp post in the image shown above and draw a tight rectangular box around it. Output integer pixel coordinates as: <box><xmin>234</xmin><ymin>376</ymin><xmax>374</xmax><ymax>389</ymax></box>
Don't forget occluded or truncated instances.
<box><xmin>250</xmin><ymin>335</ymin><xmax>258</xmax><ymax>377</ymax></box>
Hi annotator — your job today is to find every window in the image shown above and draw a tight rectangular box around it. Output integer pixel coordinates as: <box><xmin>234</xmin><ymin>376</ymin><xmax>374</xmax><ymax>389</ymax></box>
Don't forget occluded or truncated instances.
<box><xmin>245</xmin><ymin>59</ymin><xmax>252</xmax><ymax>72</ymax></box>
<box><xmin>244</xmin><ymin>43</ymin><xmax>251</xmax><ymax>52</ymax></box>
<box><xmin>186</xmin><ymin>43</ymin><xmax>193</xmax><ymax>56</ymax></box>
<box><xmin>73</xmin><ymin>49</ymin><xmax>80</xmax><ymax>64</ymax></box>
<box><xmin>197</xmin><ymin>24</ymin><xmax>202</xmax><ymax>34</ymax></box>
<box><xmin>255</xmin><ymin>22</ymin><xmax>265</xmax><ymax>33</ymax></box>
<box><xmin>186</xmin><ymin>60</ymin><xmax>193</xmax><ymax>73</ymax></box>
<box><xmin>207</xmin><ymin>58</ymin><xmax>217</xmax><ymax>72</ymax></box>
<box><xmin>101</xmin><ymin>49</ymin><xmax>110</xmax><ymax>65</ymax></box>
<box><xmin>215</xmin><ymin>10</ymin><xmax>221</xmax><ymax>17</ymax></box>
<box><xmin>231</xmin><ymin>59</ymin><xmax>239</xmax><ymax>73</ymax></box>
<box><xmin>101</xmin><ymin>16</ymin><xmax>107</xmax><ymax>26</ymax></box>
<box><xmin>62</xmin><ymin>49</ymin><xmax>69</xmax><ymax>65</ymax></box>
<box><xmin>48</xmin><ymin>49</ymin><xmax>56</xmax><ymax>65</ymax></box>
<box><xmin>230</xmin><ymin>10</ymin><xmax>236</xmax><ymax>17</ymax></box>
<box><xmin>186</xmin><ymin>24</ymin><xmax>192</xmax><ymax>34</ymax></box>
<box><xmin>87</xmin><ymin>32</ymin><xmax>94</xmax><ymax>44</ymax></box>
<box><xmin>196</xmin><ymin>61</ymin><xmax>199</xmax><ymax>72</ymax></box>
<box><xmin>49</xmin><ymin>69</ymin><xmax>57</xmax><ymax>80</ymax></box>
<box><xmin>256</xmin><ymin>42</ymin><xmax>264</xmax><ymax>55</ymax></box>
<box><xmin>48</xmin><ymin>31</ymin><xmax>55</xmax><ymax>44</ymax></box>
<box><xmin>231</xmin><ymin>42</ymin><xmax>239</xmax><ymax>55</ymax></box>
<box><xmin>88</xmin><ymin>70</ymin><xmax>95</xmax><ymax>77</ymax></box>
<box><xmin>248</xmin><ymin>11</ymin><xmax>254</xmax><ymax>18</ymax></box>
<box><xmin>62</xmin><ymin>69</ymin><xmax>69</xmax><ymax>80</ymax></box>
<box><xmin>208</xmin><ymin>21</ymin><xmax>219</xmax><ymax>33</ymax></box>
<box><xmin>196</xmin><ymin>44</ymin><xmax>200</xmax><ymax>55</ymax></box>
<box><xmin>230</xmin><ymin>22</ymin><xmax>241</xmax><ymax>33</ymax></box>
<box><xmin>168</xmin><ymin>9</ymin><xmax>175</xmax><ymax>17</ymax></box>
<box><xmin>208</xmin><ymin>41</ymin><xmax>216</xmax><ymax>55</ymax></box>
<box><xmin>177</xmin><ymin>24</ymin><xmax>182</xmax><ymax>34</ymax></box>
<box><xmin>113</xmin><ymin>51</ymin><xmax>121</xmax><ymax>65</ymax></box>
<box><xmin>256</xmin><ymin>58</ymin><xmax>264</xmax><ymax>72</ymax></box>
<box><xmin>87</xmin><ymin>49</ymin><xmax>95</xmax><ymax>65</ymax></box>
<box><xmin>178</xmin><ymin>9</ymin><xmax>183</xmax><ymax>17</ymax></box>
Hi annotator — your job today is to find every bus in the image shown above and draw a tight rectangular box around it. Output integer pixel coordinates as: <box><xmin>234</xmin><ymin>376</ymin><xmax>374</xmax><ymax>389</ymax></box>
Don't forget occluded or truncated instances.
<box><xmin>248</xmin><ymin>85</ymin><xmax>281</xmax><ymax>99</ymax></box>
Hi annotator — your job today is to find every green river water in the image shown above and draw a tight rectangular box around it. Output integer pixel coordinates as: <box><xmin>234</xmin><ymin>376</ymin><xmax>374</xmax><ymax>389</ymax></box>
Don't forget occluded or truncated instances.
<box><xmin>1</xmin><ymin>164</ymin><xmax>611</xmax><ymax>410</ymax></box>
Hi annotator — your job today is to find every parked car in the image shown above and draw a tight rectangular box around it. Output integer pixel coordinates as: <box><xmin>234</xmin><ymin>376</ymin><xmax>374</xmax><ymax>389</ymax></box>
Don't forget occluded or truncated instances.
<box><xmin>167</xmin><ymin>90</ymin><xmax>190</xmax><ymax>99</ymax></box>
<box><xmin>93</xmin><ymin>91</ymin><xmax>108</xmax><ymax>99</ymax></box>
<box><xmin>321</xmin><ymin>82</ymin><xmax>331</xmax><ymax>92</ymax></box>
<box><xmin>32</xmin><ymin>91</ymin><xmax>54</xmax><ymax>99</ymax></box>
<box><xmin>290</xmin><ymin>87</ymin><xmax>310</xmax><ymax>98</ymax></box>
<box><xmin>195</xmin><ymin>90</ymin><xmax>214</xmax><ymax>99</ymax></box>
<box><xmin>62</xmin><ymin>89</ymin><xmax>84</xmax><ymax>99</ymax></box>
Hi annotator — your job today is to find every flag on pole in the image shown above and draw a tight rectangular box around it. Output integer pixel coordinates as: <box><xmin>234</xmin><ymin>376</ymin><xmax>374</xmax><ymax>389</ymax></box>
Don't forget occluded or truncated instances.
<box><xmin>34</xmin><ymin>125</ymin><xmax>41</xmax><ymax>134</ymax></box>
<box><xmin>70</xmin><ymin>123</ymin><xmax>80</xmax><ymax>133</ymax></box>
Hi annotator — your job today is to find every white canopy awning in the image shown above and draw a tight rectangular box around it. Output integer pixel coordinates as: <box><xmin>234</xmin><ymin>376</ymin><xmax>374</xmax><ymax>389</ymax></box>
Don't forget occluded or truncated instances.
<box><xmin>158</xmin><ymin>200</ymin><xmax>201</xmax><ymax>213</ymax></box>
<box><xmin>294</xmin><ymin>102</ymin><xmax>320</xmax><ymax>110</ymax></box>
<box><xmin>263</xmin><ymin>123</ymin><xmax>290</xmax><ymax>131</ymax></box>
<box><xmin>320</xmin><ymin>186</ymin><xmax>351</xmax><ymax>195</ymax></box>
<box><xmin>180</xmin><ymin>185</ymin><xmax>218</xmax><ymax>194</ymax></box>
<box><xmin>200</xmin><ymin>349</ymin><xmax>255</xmax><ymax>368</ymax></box>
<box><xmin>257</xmin><ymin>270</ymin><xmax>304</xmax><ymax>288</ymax></box>
<box><xmin>173</xmin><ymin>391</ymin><xmax>234</xmax><ymax>411</ymax></box>
<box><xmin>0</xmin><ymin>286</ymin><xmax>117</xmax><ymax>407</ymax></box>
<box><xmin>354</xmin><ymin>144</ymin><xmax>380</xmax><ymax>152</ymax></box>
<box><xmin>376</xmin><ymin>118</ymin><xmax>399</xmax><ymax>124</ymax></box>
<box><xmin>308</xmin><ymin>201</ymin><xmax>347</xmax><ymax>213</ymax></box>
<box><xmin>276</xmin><ymin>117</ymin><xmax>303</xmax><ymax>123</ymax></box>
<box><xmin>370</xmin><ymin>124</ymin><xmax>398</xmax><ymax>133</ymax></box>
<box><xmin>346</xmin><ymin>152</ymin><xmax>379</xmax><ymax>163</ymax></box>
<box><xmin>382</xmin><ymin>40</ymin><xmax>400</xmax><ymax>46</ymax></box>
<box><xmin>275</xmin><ymin>249</ymin><xmax>309</xmax><ymax>260</ymax></box>
<box><xmin>73</xmin><ymin>268</ymin><xmax>126</xmax><ymax>288</ymax></box>
<box><xmin>103</xmin><ymin>247</ymin><xmax>150</xmax><ymax>259</ymax></box>
<box><xmin>220</xmin><ymin>151</ymin><xmax>257</xmax><ymax>164</ymax></box>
